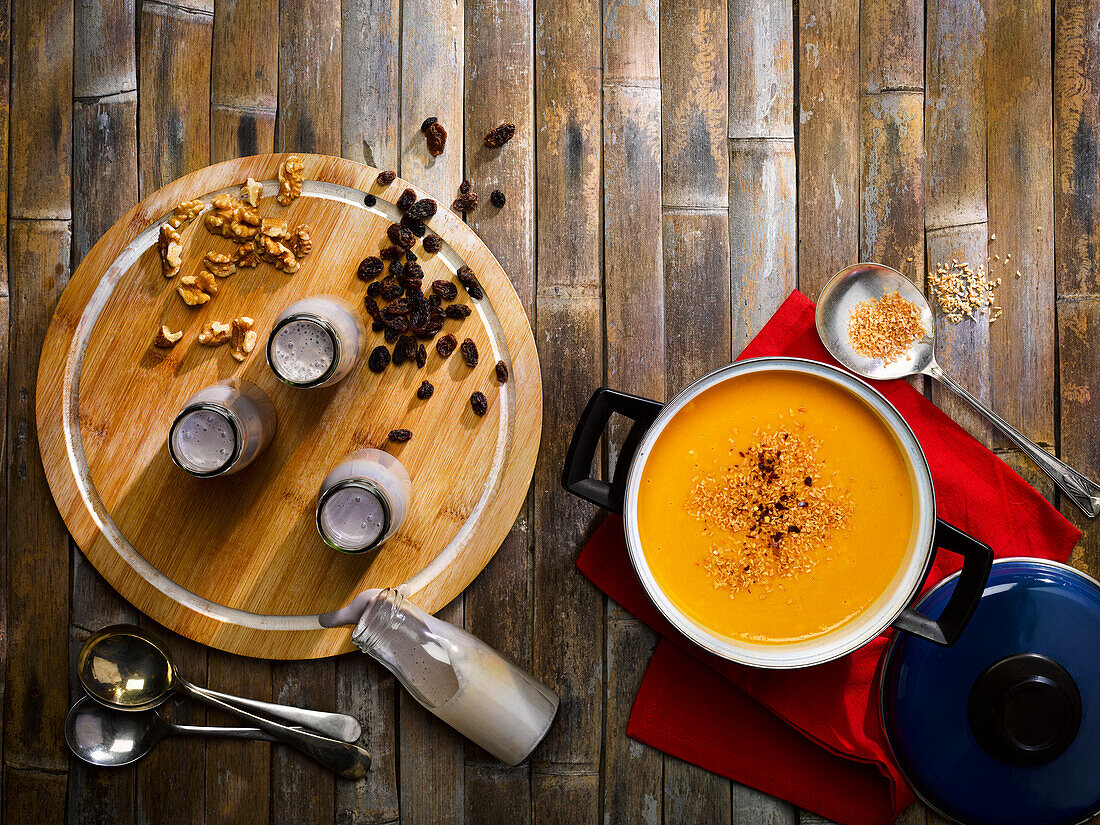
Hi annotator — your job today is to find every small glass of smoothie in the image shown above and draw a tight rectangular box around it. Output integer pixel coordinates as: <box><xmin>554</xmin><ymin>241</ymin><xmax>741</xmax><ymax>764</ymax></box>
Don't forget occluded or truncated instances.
<box><xmin>315</xmin><ymin>448</ymin><xmax>412</xmax><ymax>553</ymax></box>
<box><xmin>266</xmin><ymin>295</ymin><xmax>364</xmax><ymax>388</ymax></box>
<box><xmin>168</xmin><ymin>380</ymin><xmax>277</xmax><ymax>477</ymax></box>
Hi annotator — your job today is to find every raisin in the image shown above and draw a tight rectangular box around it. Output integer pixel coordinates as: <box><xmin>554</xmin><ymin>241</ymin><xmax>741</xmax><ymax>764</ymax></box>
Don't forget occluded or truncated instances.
<box><xmin>388</xmin><ymin>428</ymin><xmax>413</xmax><ymax>443</ymax></box>
<box><xmin>425</xmin><ymin>121</ymin><xmax>447</xmax><ymax>155</ymax></box>
<box><xmin>456</xmin><ymin>265</ymin><xmax>484</xmax><ymax>300</ymax></box>
<box><xmin>429</xmin><ymin>304</ymin><xmax>447</xmax><ymax>323</ymax></box>
<box><xmin>384</xmin><ymin>315</ymin><xmax>410</xmax><ymax>333</ymax></box>
<box><xmin>396</xmin><ymin>188</ymin><xmax>416</xmax><ymax>213</ymax></box>
<box><xmin>407</xmin><ymin>198</ymin><xmax>438</xmax><ymax>221</ymax></box>
<box><xmin>470</xmin><ymin>391</ymin><xmax>488</xmax><ymax>416</ymax></box>
<box><xmin>405</xmin><ymin>250</ymin><xmax>418</xmax><ymax>262</ymax></box>
<box><xmin>363</xmin><ymin>193</ymin><xmax>377</xmax><ymax>207</ymax></box>
<box><xmin>460</xmin><ymin>180</ymin><xmax>472</xmax><ymax>194</ymax></box>
<box><xmin>418</xmin><ymin>321</ymin><xmax>444</xmax><ymax>339</ymax></box>
<box><xmin>416</xmin><ymin>380</ymin><xmax>434</xmax><ymax>400</ymax></box>
<box><xmin>367</xmin><ymin>281</ymin><xmax>382</xmax><ymax>298</ymax></box>
<box><xmin>384</xmin><ymin>327</ymin><xmax>400</xmax><ymax>343</ymax></box>
<box><xmin>387</xmin><ymin>222</ymin><xmax>416</xmax><ymax>250</ymax></box>
<box><xmin>364</xmin><ymin>296</ymin><xmax>382</xmax><ymax>319</ymax></box>
<box><xmin>490</xmin><ymin>189</ymin><xmax>506</xmax><ymax>208</ymax></box>
<box><xmin>357</xmin><ymin>256</ymin><xmax>383</xmax><ymax>281</ymax></box>
<box><xmin>484</xmin><ymin>123</ymin><xmax>516</xmax><ymax>147</ymax></box>
<box><xmin>371</xmin><ymin>320</ymin><xmax>385</xmax><ymax>332</ymax></box>
<box><xmin>404</xmin><ymin>280</ymin><xmax>424</xmax><ymax>298</ymax></box>
<box><xmin>445</xmin><ymin>303</ymin><xmax>471</xmax><ymax>319</ymax></box>
<box><xmin>376</xmin><ymin>170</ymin><xmax>397</xmax><ymax>186</ymax></box>
<box><xmin>401</xmin><ymin>215</ymin><xmax>427</xmax><ymax>237</ymax></box>
<box><xmin>384</xmin><ymin>297</ymin><xmax>410</xmax><ymax>316</ymax></box>
<box><xmin>368</xmin><ymin>345</ymin><xmax>391</xmax><ymax>372</ymax></box>
<box><xmin>429</xmin><ymin>293</ymin><xmax>442</xmax><ymax>307</ymax></box>
<box><xmin>408</xmin><ymin>302</ymin><xmax>429</xmax><ymax>331</ymax></box>
<box><xmin>416</xmin><ymin>344</ymin><xmax>427</xmax><ymax>368</ymax></box>
<box><xmin>452</xmin><ymin>192</ymin><xmax>479</xmax><ymax>213</ymax></box>
<box><xmin>380</xmin><ymin>245</ymin><xmax>402</xmax><ymax>260</ymax></box>
<box><xmin>393</xmin><ymin>335</ymin><xmax>416</xmax><ymax>365</ymax></box>
<box><xmin>380</xmin><ymin>275</ymin><xmax>403</xmax><ymax>300</ymax></box>
<box><xmin>388</xmin><ymin>259</ymin><xmax>404</xmax><ymax>276</ymax></box>
<box><xmin>495</xmin><ymin>360</ymin><xmax>509</xmax><ymax>383</ymax></box>
<box><xmin>423</xmin><ymin>235</ymin><xmax>443</xmax><ymax>254</ymax></box>
<box><xmin>460</xmin><ymin>337</ymin><xmax>479</xmax><ymax>367</ymax></box>
<box><xmin>432</xmin><ymin>280</ymin><xmax>459</xmax><ymax>300</ymax></box>
<box><xmin>404</xmin><ymin>262</ymin><xmax>425</xmax><ymax>282</ymax></box>
<box><xmin>436</xmin><ymin>333</ymin><xmax>458</xmax><ymax>358</ymax></box>
<box><xmin>420</xmin><ymin>116</ymin><xmax>438</xmax><ymax>132</ymax></box>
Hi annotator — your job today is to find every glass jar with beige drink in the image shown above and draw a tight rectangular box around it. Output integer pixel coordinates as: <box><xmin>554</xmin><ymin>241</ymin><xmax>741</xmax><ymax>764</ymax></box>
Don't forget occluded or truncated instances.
<box><xmin>168</xmin><ymin>380</ymin><xmax>277</xmax><ymax>477</ymax></box>
<box><xmin>267</xmin><ymin>295</ymin><xmax>364</xmax><ymax>388</ymax></box>
<box><xmin>315</xmin><ymin>449</ymin><xmax>412</xmax><ymax>553</ymax></box>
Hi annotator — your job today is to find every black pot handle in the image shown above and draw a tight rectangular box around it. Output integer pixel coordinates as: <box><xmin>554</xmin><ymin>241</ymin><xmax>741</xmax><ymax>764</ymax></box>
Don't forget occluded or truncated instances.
<box><xmin>891</xmin><ymin>518</ymin><xmax>993</xmax><ymax>646</ymax></box>
<box><xmin>561</xmin><ymin>388</ymin><xmax>664</xmax><ymax>514</ymax></box>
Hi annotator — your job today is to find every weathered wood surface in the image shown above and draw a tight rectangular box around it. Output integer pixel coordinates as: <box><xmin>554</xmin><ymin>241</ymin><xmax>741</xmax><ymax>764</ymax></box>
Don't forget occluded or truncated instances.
<box><xmin>4</xmin><ymin>1</ymin><xmax>1096</xmax><ymax>823</ymax></box>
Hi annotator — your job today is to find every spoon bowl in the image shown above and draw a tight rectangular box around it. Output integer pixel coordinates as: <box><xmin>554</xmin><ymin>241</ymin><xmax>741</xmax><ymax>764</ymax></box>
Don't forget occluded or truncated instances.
<box><xmin>65</xmin><ymin>696</ymin><xmax>169</xmax><ymax>767</ymax></box>
<box><xmin>77</xmin><ymin>625</ymin><xmax>176</xmax><ymax>711</ymax></box>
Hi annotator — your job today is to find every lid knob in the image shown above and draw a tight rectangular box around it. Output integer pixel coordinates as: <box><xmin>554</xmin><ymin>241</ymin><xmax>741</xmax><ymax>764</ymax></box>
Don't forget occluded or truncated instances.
<box><xmin>967</xmin><ymin>653</ymin><xmax>1082</xmax><ymax>767</ymax></box>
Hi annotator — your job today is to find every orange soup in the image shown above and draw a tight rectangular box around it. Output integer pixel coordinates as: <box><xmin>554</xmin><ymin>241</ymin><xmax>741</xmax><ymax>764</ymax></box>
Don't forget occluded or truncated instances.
<box><xmin>636</xmin><ymin>370</ymin><xmax>916</xmax><ymax>644</ymax></box>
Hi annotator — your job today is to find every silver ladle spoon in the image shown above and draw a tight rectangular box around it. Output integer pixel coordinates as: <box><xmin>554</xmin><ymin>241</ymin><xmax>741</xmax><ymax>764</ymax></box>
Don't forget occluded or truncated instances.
<box><xmin>66</xmin><ymin>696</ymin><xmax>281</xmax><ymax>767</ymax></box>
<box><xmin>77</xmin><ymin>625</ymin><xmax>371</xmax><ymax>779</ymax></box>
<box><xmin>816</xmin><ymin>262</ymin><xmax>1100</xmax><ymax>517</ymax></box>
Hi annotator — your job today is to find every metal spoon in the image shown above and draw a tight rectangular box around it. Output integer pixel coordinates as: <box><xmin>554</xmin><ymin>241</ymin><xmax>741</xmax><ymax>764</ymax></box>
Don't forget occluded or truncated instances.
<box><xmin>76</xmin><ymin>624</ymin><xmax>360</xmax><ymax>741</ymax></box>
<box><xmin>816</xmin><ymin>262</ymin><xmax>1100</xmax><ymax>517</ymax></box>
<box><xmin>77</xmin><ymin>625</ymin><xmax>371</xmax><ymax>779</ymax></box>
<box><xmin>66</xmin><ymin>696</ymin><xmax>281</xmax><ymax>767</ymax></box>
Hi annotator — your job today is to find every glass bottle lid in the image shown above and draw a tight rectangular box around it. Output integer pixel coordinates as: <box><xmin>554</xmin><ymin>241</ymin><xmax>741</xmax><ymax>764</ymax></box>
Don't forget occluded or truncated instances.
<box><xmin>880</xmin><ymin>558</ymin><xmax>1100</xmax><ymax>825</ymax></box>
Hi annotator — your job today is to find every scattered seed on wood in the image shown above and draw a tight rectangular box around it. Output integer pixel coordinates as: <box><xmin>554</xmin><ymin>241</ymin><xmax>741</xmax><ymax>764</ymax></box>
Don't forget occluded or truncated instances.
<box><xmin>388</xmin><ymin>259</ymin><xmax>403</xmax><ymax>276</ymax></box>
<box><xmin>461</xmin><ymin>337</ymin><xmax>479</xmax><ymax>367</ymax></box>
<box><xmin>490</xmin><ymin>190</ymin><xmax>506</xmax><ymax>208</ymax></box>
<box><xmin>456</xmin><ymin>265</ymin><xmax>484</xmax><ymax>299</ymax></box>
<box><xmin>484</xmin><ymin>123</ymin><xmax>516</xmax><ymax>147</ymax></box>
<box><xmin>470</xmin><ymin>391</ymin><xmax>488</xmax><ymax>416</ymax></box>
<box><xmin>368</xmin><ymin>345</ymin><xmax>391</xmax><ymax>372</ymax></box>
<box><xmin>379</xmin><ymin>276</ymin><xmax>403</xmax><ymax>300</ymax></box>
<box><xmin>384</xmin><ymin>315</ymin><xmax>410</xmax><ymax>333</ymax></box>
<box><xmin>388</xmin><ymin>428</ymin><xmax>413</xmax><ymax>443</ymax></box>
<box><xmin>495</xmin><ymin>360</ymin><xmax>508</xmax><ymax>383</ymax></box>
<box><xmin>357</xmin><ymin>256</ymin><xmax>383</xmax><ymax>281</ymax></box>
<box><xmin>432</xmin><ymin>280</ymin><xmax>458</xmax><ymax>300</ymax></box>
<box><xmin>437</xmin><ymin>333</ymin><xmax>458</xmax><ymax>358</ymax></box>
<box><xmin>384</xmin><ymin>297</ymin><xmax>410</xmax><ymax>316</ymax></box>
<box><xmin>425</xmin><ymin>121</ymin><xmax>447</xmax><ymax>155</ymax></box>
<box><xmin>396</xmin><ymin>188</ymin><xmax>416</xmax><ymax>212</ymax></box>
<box><xmin>363</xmin><ymin>193</ymin><xmax>377</xmax><ymax>207</ymax></box>
<box><xmin>364</xmin><ymin>296</ymin><xmax>382</xmax><ymax>319</ymax></box>
<box><xmin>453</xmin><ymin>192</ymin><xmax>479</xmax><ymax>212</ymax></box>
<box><xmin>394</xmin><ymin>335</ymin><xmax>416</xmax><ymax>365</ymax></box>
<box><xmin>445</xmin><ymin>303</ymin><xmax>471</xmax><ymax>319</ymax></box>
<box><xmin>407</xmin><ymin>199</ymin><xmax>438</xmax><ymax>221</ymax></box>
<box><xmin>376</xmin><ymin>170</ymin><xmax>397</xmax><ymax>185</ymax></box>
<box><xmin>423</xmin><ymin>235</ymin><xmax>443</xmax><ymax>254</ymax></box>
<box><xmin>417</xmin><ymin>380</ymin><xmax>434</xmax><ymax>400</ymax></box>
<box><xmin>416</xmin><ymin>344</ymin><xmax>427</xmax><ymax>368</ymax></box>
<box><xmin>384</xmin><ymin>327</ymin><xmax>399</xmax><ymax>343</ymax></box>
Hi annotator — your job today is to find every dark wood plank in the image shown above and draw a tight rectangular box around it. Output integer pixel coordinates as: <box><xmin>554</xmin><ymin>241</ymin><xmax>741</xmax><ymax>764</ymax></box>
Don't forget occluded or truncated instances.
<box><xmin>466</xmin><ymin>763</ymin><xmax>531</xmax><ymax>825</ymax></box>
<box><xmin>986</xmin><ymin>0</ymin><xmax>1056</xmax><ymax>497</ymax></box>
<box><xmin>6</xmin><ymin>767</ymin><xmax>67</xmax><ymax>825</ymax></box>
<box><xmin>0</xmin><ymin>0</ymin><xmax>12</xmax><ymax>798</ymax></box>
<box><xmin>796</xmin><ymin>0</ymin><xmax>860</xmax><ymax>298</ymax></box>
<box><xmin>277</xmin><ymin>0</ymin><xmax>341</xmax><ymax>155</ymax></box>
<box><xmin>271</xmin><ymin>660</ymin><xmax>337</xmax><ymax>825</ymax></box>
<box><xmin>533</xmin><ymin>772</ymin><xmax>599</xmax><ymax>825</ymax></box>
<box><xmin>211</xmin><ymin>0</ymin><xmax>278</xmax><ymax>161</ymax></box>
<box><xmin>75</xmin><ymin>0</ymin><xmax>136</xmax><ymax>99</ymax></box>
<box><xmin>335</xmin><ymin>655</ymin><xmax>400</xmax><ymax>825</ymax></box>
<box><xmin>342</xmin><ymin>0</ymin><xmax>400</xmax><ymax>168</ymax></box>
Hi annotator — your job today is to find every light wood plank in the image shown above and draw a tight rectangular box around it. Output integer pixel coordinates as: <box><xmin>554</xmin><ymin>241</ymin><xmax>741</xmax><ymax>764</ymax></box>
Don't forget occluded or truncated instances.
<box><xmin>860</xmin><ymin>0</ymin><xmax>924</xmax><ymax>94</ymax></box>
<box><xmin>278</xmin><ymin>0</ymin><xmax>341</xmax><ymax>155</ymax></box>
<box><xmin>211</xmin><ymin>0</ymin><xmax>278</xmax><ymax>160</ymax></box>
<box><xmin>342</xmin><ymin>0</ymin><xmax>400</xmax><ymax>168</ymax></box>
<box><xmin>729</xmin><ymin>0</ymin><xmax>793</xmax><ymax>139</ymax></box>
<box><xmin>75</xmin><ymin>0</ymin><xmax>136</xmax><ymax>99</ymax></box>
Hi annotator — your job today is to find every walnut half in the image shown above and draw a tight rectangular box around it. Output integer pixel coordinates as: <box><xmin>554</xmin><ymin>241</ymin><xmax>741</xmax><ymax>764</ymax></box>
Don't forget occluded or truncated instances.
<box><xmin>232</xmin><ymin>242</ymin><xmax>260</xmax><ymax>268</ymax></box>
<box><xmin>168</xmin><ymin>199</ymin><xmax>206</xmax><ymax>229</ymax></box>
<box><xmin>256</xmin><ymin>235</ymin><xmax>300</xmax><ymax>274</ymax></box>
<box><xmin>153</xmin><ymin>325</ymin><xmax>183</xmax><ymax>348</ymax></box>
<box><xmin>204</xmin><ymin>193</ymin><xmax>262</xmax><ymax>242</ymax></box>
<box><xmin>178</xmin><ymin>270</ymin><xmax>219</xmax><ymax>306</ymax></box>
<box><xmin>289</xmin><ymin>224</ymin><xmax>312</xmax><ymax>258</ymax></box>
<box><xmin>230</xmin><ymin>316</ymin><xmax>257</xmax><ymax>362</ymax></box>
<box><xmin>203</xmin><ymin>251</ymin><xmax>236</xmax><ymax>278</ymax></box>
<box><xmin>277</xmin><ymin>156</ymin><xmax>304</xmax><ymax>205</ymax></box>
<box><xmin>241</xmin><ymin>177</ymin><xmax>262</xmax><ymax>208</ymax></box>
<box><xmin>198</xmin><ymin>320</ymin><xmax>232</xmax><ymax>346</ymax></box>
<box><xmin>158</xmin><ymin>224</ymin><xmax>183</xmax><ymax>278</ymax></box>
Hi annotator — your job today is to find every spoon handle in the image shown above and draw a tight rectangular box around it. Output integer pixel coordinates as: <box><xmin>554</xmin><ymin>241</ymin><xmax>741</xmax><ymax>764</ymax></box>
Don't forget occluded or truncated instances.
<box><xmin>173</xmin><ymin>723</ymin><xmax>281</xmax><ymax>742</ymax></box>
<box><xmin>197</xmin><ymin>685</ymin><xmax>362</xmax><ymax>743</ymax></box>
<box><xmin>180</xmin><ymin>682</ymin><xmax>371</xmax><ymax>779</ymax></box>
<box><xmin>927</xmin><ymin>362</ymin><xmax>1100</xmax><ymax>517</ymax></box>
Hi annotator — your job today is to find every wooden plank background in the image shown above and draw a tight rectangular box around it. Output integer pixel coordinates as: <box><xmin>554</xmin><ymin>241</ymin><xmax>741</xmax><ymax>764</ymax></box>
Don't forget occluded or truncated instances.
<box><xmin>2</xmin><ymin>0</ymin><xmax>1099</xmax><ymax>823</ymax></box>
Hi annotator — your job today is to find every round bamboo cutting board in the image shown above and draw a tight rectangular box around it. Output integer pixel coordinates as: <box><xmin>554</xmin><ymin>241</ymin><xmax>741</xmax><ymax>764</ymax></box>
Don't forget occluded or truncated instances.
<box><xmin>37</xmin><ymin>154</ymin><xmax>542</xmax><ymax>660</ymax></box>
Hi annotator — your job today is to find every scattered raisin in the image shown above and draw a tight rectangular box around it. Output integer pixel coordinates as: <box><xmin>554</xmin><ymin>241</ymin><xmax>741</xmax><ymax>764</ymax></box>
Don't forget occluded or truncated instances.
<box><xmin>401</xmin><ymin>215</ymin><xmax>427</xmax><ymax>237</ymax></box>
<box><xmin>380</xmin><ymin>275</ymin><xmax>403</xmax><ymax>300</ymax></box>
<box><xmin>460</xmin><ymin>180</ymin><xmax>472</xmax><ymax>194</ymax></box>
<box><xmin>405</xmin><ymin>250</ymin><xmax>418</xmax><ymax>262</ymax></box>
<box><xmin>484</xmin><ymin>123</ymin><xmax>516</xmax><ymax>147</ymax></box>
<box><xmin>416</xmin><ymin>380</ymin><xmax>434</xmax><ymax>400</ymax></box>
<box><xmin>452</xmin><ymin>192</ymin><xmax>479</xmax><ymax>213</ymax></box>
<box><xmin>367</xmin><ymin>281</ymin><xmax>382</xmax><ymax>298</ymax></box>
<box><xmin>457</xmin><ymin>265</ymin><xmax>484</xmax><ymax>299</ymax></box>
<box><xmin>387</xmin><ymin>222</ymin><xmax>416</xmax><ymax>250</ymax></box>
<box><xmin>380</xmin><ymin>245</ymin><xmax>402</xmax><ymax>261</ymax></box>
<box><xmin>388</xmin><ymin>428</ymin><xmax>413</xmax><ymax>443</ymax></box>
<box><xmin>404</xmin><ymin>280</ymin><xmax>424</xmax><ymax>299</ymax></box>
<box><xmin>388</xmin><ymin>259</ymin><xmax>404</xmax><ymax>276</ymax></box>
<box><xmin>495</xmin><ymin>360</ymin><xmax>509</xmax><ymax>383</ymax></box>
<box><xmin>384</xmin><ymin>297</ymin><xmax>410</xmax><ymax>316</ymax></box>
<box><xmin>445</xmin><ymin>303</ymin><xmax>471</xmax><ymax>319</ymax></box>
<box><xmin>470</xmin><ymin>391</ymin><xmax>488</xmax><ymax>416</ymax></box>
<box><xmin>490</xmin><ymin>190</ymin><xmax>506</xmax><ymax>208</ymax></box>
<box><xmin>357</xmin><ymin>256</ymin><xmax>383</xmax><ymax>281</ymax></box>
<box><xmin>432</xmin><ymin>279</ymin><xmax>459</xmax><ymax>300</ymax></box>
<box><xmin>396</xmin><ymin>188</ymin><xmax>417</xmax><ymax>212</ymax></box>
<box><xmin>420</xmin><ymin>116</ymin><xmax>438</xmax><ymax>132</ymax></box>
<box><xmin>376</xmin><ymin>170</ymin><xmax>397</xmax><ymax>186</ymax></box>
<box><xmin>425</xmin><ymin>121</ymin><xmax>447</xmax><ymax>156</ymax></box>
<box><xmin>371</xmin><ymin>320</ymin><xmax>385</xmax><ymax>332</ymax></box>
<box><xmin>368</xmin><ymin>345</ymin><xmax>391</xmax><ymax>373</ymax></box>
<box><xmin>384</xmin><ymin>327</ymin><xmax>400</xmax><ymax>343</ymax></box>
<box><xmin>407</xmin><ymin>199</ymin><xmax>438</xmax><ymax>221</ymax></box>
<box><xmin>363</xmin><ymin>193</ymin><xmax>377</xmax><ymax>207</ymax></box>
<box><xmin>393</xmin><ymin>335</ymin><xmax>416</xmax><ymax>365</ymax></box>
<box><xmin>416</xmin><ymin>344</ymin><xmax>427</xmax><ymax>368</ymax></box>
<box><xmin>364</xmin><ymin>296</ymin><xmax>382</xmax><ymax>319</ymax></box>
<box><xmin>423</xmin><ymin>235</ymin><xmax>443</xmax><ymax>254</ymax></box>
<box><xmin>404</xmin><ymin>262</ymin><xmax>425</xmax><ymax>281</ymax></box>
<box><xmin>460</xmin><ymin>337</ymin><xmax>479</xmax><ymax>367</ymax></box>
<box><xmin>384</xmin><ymin>315</ymin><xmax>410</xmax><ymax>333</ymax></box>
<box><xmin>429</xmin><ymin>293</ymin><xmax>442</xmax><ymax>307</ymax></box>
<box><xmin>436</xmin><ymin>333</ymin><xmax>458</xmax><ymax>358</ymax></box>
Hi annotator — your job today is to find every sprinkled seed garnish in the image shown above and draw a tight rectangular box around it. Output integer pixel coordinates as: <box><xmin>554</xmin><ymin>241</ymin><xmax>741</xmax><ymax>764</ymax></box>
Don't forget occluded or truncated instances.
<box><xmin>928</xmin><ymin>259</ymin><xmax>1002</xmax><ymax>324</ymax></box>
<box><xmin>846</xmin><ymin>291</ymin><xmax>926</xmax><ymax>364</ymax></box>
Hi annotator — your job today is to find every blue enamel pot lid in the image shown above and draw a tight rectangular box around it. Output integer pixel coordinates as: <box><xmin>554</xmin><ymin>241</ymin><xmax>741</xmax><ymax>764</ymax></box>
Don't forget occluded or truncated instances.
<box><xmin>880</xmin><ymin>558</ymin><xmax>1100</xmax><ymax>825</ymax></box>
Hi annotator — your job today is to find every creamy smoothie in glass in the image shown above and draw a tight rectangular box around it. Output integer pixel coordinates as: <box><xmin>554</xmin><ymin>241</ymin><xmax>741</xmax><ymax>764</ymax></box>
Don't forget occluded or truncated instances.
<box><xmin>168</xmin><ymin>380</ymin><xmax>277</xmax><ymax>477</ymax></box>
<box><xmin>315</xmin><ymin>448</ymin><xmax>412</xmax><ymax>553</ymax></box>
<box><xmin>267</xmin><ymin>295</ymin><xmax>364</xmax><ymax>388</ymax></box>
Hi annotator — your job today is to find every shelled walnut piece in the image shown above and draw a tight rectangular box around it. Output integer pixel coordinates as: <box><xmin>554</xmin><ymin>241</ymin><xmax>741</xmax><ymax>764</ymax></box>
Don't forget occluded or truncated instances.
<box><xmin>232</xmin><ymin>242</ymin><xmax>260</xmax><ymax>268</ymax></box>
<box><xmin>277</xmin><ymin>156</ymin><xmax>304</xmax><ymax>205</ymax></box>
<box><xmin>158</xmin><ymin>224</ymin><xmax>183</xmax><ymax>278</ymax></box>
<box><xmin>178</xmin><ymin>270</ymin><xmax>219</xmax><ymax>306</ymax></box>
<box><xmin>204</xmin><ymin>193</ymin><xmax>262</xmax><ymax>242</ymax></box>
<box><xmin>203</xmin><ymin>251</ymin><xmax>236</xmax><ymax>278</ymax></box>
<box><xmin>231</xmin><ymin>317</ymin><xmax>257</xmax><ymax>361</ymax></box>
<box><xmin>289</xmin><ymin>224</ymin><xmax>312</xmax><ymax>258</ymax></box>
<box><xmin>241</xmin><ymin>177</ymin><xmax>262</xmax><ymax>208</ymax></box>
<box><xmin>198</xmin><ymin>320</ymin><xmax>232</xmax><ymax>346</ymax></box>
<box><xmin>168</xmin><ymin>199</ymin><xmax>206</xmax><ymax>229</ymax></box>
<box><xmin>153</xmin><ymin>325</ymin><xmax>183</xmax><ymax>348</ymax></box>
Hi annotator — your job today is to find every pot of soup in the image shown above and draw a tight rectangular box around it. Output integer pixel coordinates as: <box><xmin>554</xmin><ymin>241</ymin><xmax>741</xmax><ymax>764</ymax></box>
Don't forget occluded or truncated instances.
<box><xmin>562</xmin><ymin>357</ymin><xmax>993</xmax><ymax>668</ymax></box>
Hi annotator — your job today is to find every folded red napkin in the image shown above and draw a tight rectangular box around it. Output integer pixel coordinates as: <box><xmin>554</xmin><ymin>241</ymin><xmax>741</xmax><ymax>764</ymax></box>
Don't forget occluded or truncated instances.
<box><xmin>577</xmin><ymin>290</ymin><xmax>1081</xmax><ymax>825</ymax></box>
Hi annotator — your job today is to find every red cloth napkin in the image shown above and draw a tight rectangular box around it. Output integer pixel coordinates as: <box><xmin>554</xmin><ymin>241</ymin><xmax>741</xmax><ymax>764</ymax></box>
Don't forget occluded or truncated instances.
<box><xmin>576</xmin><ymin>290</ymin><xmax>1081</xmax><ymax>825</ymax></box>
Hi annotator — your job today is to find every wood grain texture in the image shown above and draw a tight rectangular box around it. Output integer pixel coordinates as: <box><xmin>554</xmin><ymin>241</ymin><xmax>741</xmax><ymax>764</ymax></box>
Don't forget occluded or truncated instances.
<box><xmin>278</xmin><ymin>0</ymin><xmax>341</xmax><ymax>155</ymax></box>
<box><xmin>75</xmin><ymin>0</ymin><xmax>136</xmax><ymax>99</ymax></box>
<box><xmin>861</xmin><ymin>0</ymin><xmax>924</xmax><ymax>93</ymax></box>
<box><xmin>796</xmin><ymin>0</ymin><xmax>860</xmax><ymax>297</ymax></box>
<box><xmin>342</xmin><ymin>0</ymin><xmax>400</xmax><ymax>168</ymax></box>
<box><xmin>272</xmin><ymin>659</ymin><xmax>337</xmax><ymax>825</ymax></box>
<box><xmin>986</xmin><ymin>0</ymin><xmax>1056</xmax><ymax>496</ymax></box>
<box><xmin>728</xmin><ymin>0</ymin><xmax>793</xmax><ymax>139</ymax></box>
<box><xmin>211</xmin><ymin>0</ymin><xmax>278</xmax><ymax>161</ymax></box>
<box><xmin>335</xmin><ymin>655</ymin><xmax>400</xmax><ymax>825</ymax></box>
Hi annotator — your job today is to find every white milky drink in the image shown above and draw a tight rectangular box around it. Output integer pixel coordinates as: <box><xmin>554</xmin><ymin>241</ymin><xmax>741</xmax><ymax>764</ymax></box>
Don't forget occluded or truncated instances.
<box><xmin>352</xmin><ymin>589</ymin><xmax>559</xmax><ymax>765</ymax></box>
<box><xmin>316</xmin><ymin>449</ymin><xmax>411</xmax><ymax>553</ymax></box>
<box><xmin>168</xmin><ymin>380</ymin><xmax>277</xmax><ymax>477</ymax></box>
<box><xmin>267</xmin><ymin>295</ymin><xmax>364</xmax><ymax>388</ymax></box>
